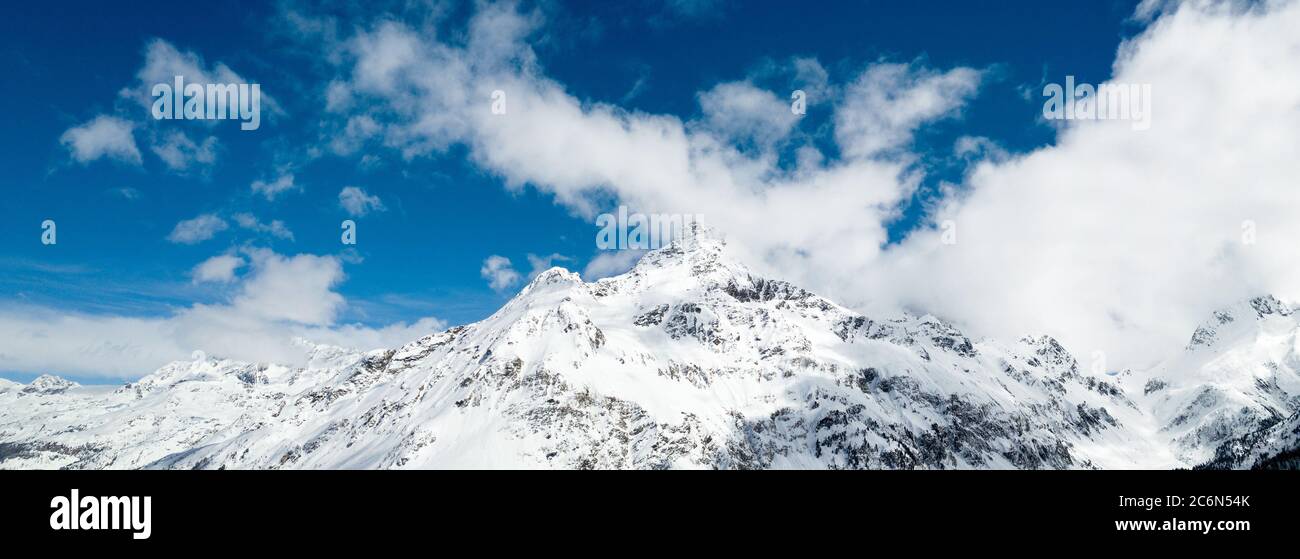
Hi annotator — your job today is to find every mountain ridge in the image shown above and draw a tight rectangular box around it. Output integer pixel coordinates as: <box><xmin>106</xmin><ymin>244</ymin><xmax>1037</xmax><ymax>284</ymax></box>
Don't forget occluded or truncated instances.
<box><xmin>2</xmin><ymin>229</ymin><xmax>1297</xmax><ymax>469</ymax></box>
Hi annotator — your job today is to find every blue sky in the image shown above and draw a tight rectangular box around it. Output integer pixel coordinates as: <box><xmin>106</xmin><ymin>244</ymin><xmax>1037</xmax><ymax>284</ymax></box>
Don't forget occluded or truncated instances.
<box><xmin>0</xmin><ymin>0</ymin><xmax>1157</xmax><ymax>383</ymax></box>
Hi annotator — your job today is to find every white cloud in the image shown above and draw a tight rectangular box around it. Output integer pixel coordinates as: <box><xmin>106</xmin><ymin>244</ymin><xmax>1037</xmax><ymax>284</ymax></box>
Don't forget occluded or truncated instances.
<box><xmin>583</xmin><ymin>250</ymin><xmax>645</xmax><ymax>280</ymax></box>
<box><xmin>338</xmin><ymin>186</ymin><xmax>386</xmax><ymax>216</ymax></box>
<box><xmin>14</xmin><ymin>0</ymin><xmax>1293</xmax><ymax>383</ymax></box>
<box><xmin>192</xmin><ymin>254</ymin><xmax>245</xmax><ymax>283</ymax></box>
<box><xmin>858</xmin><ymin>1</ymin><xmax>1300</xmax><ymax>368</ymax></box>
<box><xmin>53</xmin><ymin>38</ymin><xmax>281</xmax><ymax>175</ymax></box>
<box><xmin>150</xmin><ymin>130</ymin><xmax>219</xmax><ymax>172</ymax></box>
<box><xmin>480</xmin><ymin>255</ymin><xmax>521</xmax><ymax>292</ymax></box>
<box><xmin>233</xmin><ymin>212</ymin><xmax>294</xmax><ymax>241</ymax></box>
<box><xmin>697</xmin><ymin>81</ymin><xmax>799</xmax><ymax>150</ymax></box>
<box><xmin>834</xmin><ymin>63</ymin><xmax>982</xmax><ymax>158</ymax></box>
<box><xmin>348</xmin><ymin>22</ymin><xmax>425</xmax><ymax>95</ymax></box>
<box><xmin>0</xmin><ymin>250</ymin><xmax>443</xmax><ymax>379</ymax></box>
<box><xmin>229</xmin><ymin>248</ymin><xmax>344</xmax><ymax>325</ymax></box>
<box><xmin>525</xmin><ymin>252</ymin><xmax>572</xmax><ymax>279</ymax></box>
<box><xmin>329</xmin><ymin>115</ymin><xmax>382</xmax><ymax>155</ymax></box>
<box><xmin>251</xmin><ymin>174</ymin><xmax>299</xmax><ymax>201</ymax></box>
<box><xmin>789</xmin><ymin>57</ymin><xmax>831</xmax><ymax>101</ymax></box>
<box><xmin>287</xmin><ymin>0</ymin><xmax>1300</xmax><ymax>371</ymax></box>
<box><xmin>124</xmin><ymin>38</ymin><xmax>278</xmax><ymax>115</ymax></box>
<box><xmin>317</xmin><ymin>5</ymin><xmax>927</xmax><ymax>296</ymax></box>
<box><xmin>952</xmin><ymin>135</ymin><xmax>1006</xmax><ymax>161</ymax></box>
<box><xmin>54</xmin><ymin>37</ymin><xmax>285</xmax><ymax>179</ymax></box>
<box><xmin>54</xmin><ymin>38</ymin><xmax>284</xmax><ymax>175</ymax></box>
<box><xmin>60</xmin><ymin>115</ymin><xmax>141</xmax><ymax>165</ymax></box>
<box><xmin>167</xmin><ymin>214</ymin><xmax>228</xmax><ymax>244</ymax></box>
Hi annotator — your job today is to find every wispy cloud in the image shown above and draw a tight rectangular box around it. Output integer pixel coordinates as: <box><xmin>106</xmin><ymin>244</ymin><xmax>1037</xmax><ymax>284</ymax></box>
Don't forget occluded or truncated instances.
<box><xmin>338</xmin><ymin>185</ymin><xmax>386</xmax><ymax>217</ymax></box>
<box><xmin>60</xmin><ymin>115</ymin><xmax>141</xmax><ymax>165</ymax></box>
<box><xmin>525</xmin><ymin>252</ymin><xmax>572</xmax><ymax>280</ymax></box>
<box><xmin>582</xmin><ymin>250</ymin><xmax>644</xmax><ymax>280</ymax></box>
<box><xmin>192</xmin><ymin>253</ymin><xmax>245</xmax><ymax>283</ymax></box>
<box><xmin>251</xmin><ymin>173</ymin><xmax>299</xmax><ymax>201</ymax></box>
<box><xmin>233</xmin><ymin>212</ymin><xmax>294</xmax><ymax>241</ymax></box>
<box><xmin>480</xmin><ymin>255</ymin><xmax>521</xmax><ymax>292</ymax></box>
<box><xmin>167</xmin><ymin>213</ymin><xmax>228</xmax><ymax>244</ymax></box>
<box><xmin>295</xmin><ymin>0</ymin><xmax>1300</xmax><ymax>370</ymax></box>
<box><xmin>0</xmin><ymin>249</ymin><xmax>443</xmax><ymax>379</ymax></box>
<box><xmin>150</xmin><ymin>130</ymin><xmax>219</xmax><ymax>173</ymax></box>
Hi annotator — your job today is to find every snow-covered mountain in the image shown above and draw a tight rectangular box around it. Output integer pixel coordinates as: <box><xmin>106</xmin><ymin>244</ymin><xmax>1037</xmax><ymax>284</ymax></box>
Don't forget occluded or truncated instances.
<box><xmin>1127</xmin><ymin>295</ymin><xmax>1300</xmax><ymax>469</ymax></box>
<box><xmin>2</xmin><ymin>228</ymin><xmax>1297</xmax><ymax>469</ymax></box>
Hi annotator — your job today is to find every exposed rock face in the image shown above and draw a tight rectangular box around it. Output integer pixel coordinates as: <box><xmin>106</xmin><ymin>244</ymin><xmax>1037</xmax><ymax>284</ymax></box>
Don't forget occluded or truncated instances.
<box><xmin>1</xmin><ymin>230</ymin><xmax>1296</xmax><ymax>469</ymax></box>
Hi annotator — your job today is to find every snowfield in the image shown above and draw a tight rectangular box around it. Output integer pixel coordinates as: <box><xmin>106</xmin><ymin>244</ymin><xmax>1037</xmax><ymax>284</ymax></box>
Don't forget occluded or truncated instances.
<box><xmin>2</xmin><ymin>229</ymin><xmax>1297</xmax><ymax>469</ymax></box>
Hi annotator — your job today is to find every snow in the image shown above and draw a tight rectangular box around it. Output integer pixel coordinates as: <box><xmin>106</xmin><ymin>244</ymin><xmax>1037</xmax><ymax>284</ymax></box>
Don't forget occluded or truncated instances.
<box><xmin>1119</xmin><ymin>296</ymin><xmax>1300</xmax><ymax>465</ymax></box>
<box><xmin>3</xmin><ymin>230</ymin><xmax>1297</xmax><ymax>469</ymax></box>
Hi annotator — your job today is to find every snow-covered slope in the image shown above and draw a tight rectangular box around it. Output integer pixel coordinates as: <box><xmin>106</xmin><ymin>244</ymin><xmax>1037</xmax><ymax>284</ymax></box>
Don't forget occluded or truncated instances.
<box><xmin>1</xmin><ymin>229</ymin><xmax>1295</xmax><ymax>469</ymax></box>
<box><xmin>1122</xmin><ymin>296</ymin><xmax>1300</xmax><ymax>466</ymax></box>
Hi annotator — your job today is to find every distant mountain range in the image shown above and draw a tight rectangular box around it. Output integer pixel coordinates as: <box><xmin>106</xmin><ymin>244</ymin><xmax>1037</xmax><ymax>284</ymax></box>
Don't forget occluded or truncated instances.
<box><xmin>3</xmin><ymin>227</ymin><xmax>1297</xmax><ymax>469</ymax></box>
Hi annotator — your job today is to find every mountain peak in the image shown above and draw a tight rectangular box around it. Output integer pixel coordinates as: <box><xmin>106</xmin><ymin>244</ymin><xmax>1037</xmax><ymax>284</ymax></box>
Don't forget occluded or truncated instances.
<box><xmin>517</xmin><ymin>267</ymin><xmax>584</xmax><ymax>299</ymax></box>
<box><xmin>21</xmin><ymin>374</ymin><xmax>79</xmax><ymax>394</ymax></box>
<box><xmin>529</xmin><ymin>266</ymin><xmax>583</xmax><ymax>286</ymax></box>
<box><xmin>1186</xmin><ymin>294</ymin><xmax>1295</xmax><ymax>351</ymax></box>
<box><xmin>9</xmin><ymin>238</ymin><xmax>1300</xmax><ymax>471</ymax></box>
<box><xmin>625</xmin><ymin>221</ymin><xmax>740</xmax><ymax>276</ymax></box>
<box><xmin>1248</xmin><ymin>295</ymin><xmax>1292</xmax><ymax>317</ymax></box>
